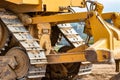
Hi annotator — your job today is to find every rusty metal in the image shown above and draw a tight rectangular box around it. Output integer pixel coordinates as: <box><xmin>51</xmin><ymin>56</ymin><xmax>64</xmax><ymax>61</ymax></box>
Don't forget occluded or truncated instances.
<box><xmin>0</xmin><ymin>65</ymin><xmax>17</xmax><ymax>80</ymax></box>
<box><xmin>46</xmin><ymin>49</ymin><xmax>111</xmax><ymax>64</ymax></box>
<box><xmin>6</xmin><ymin>47</ymin><xmax>30</xmax><ymax>79</ymax></box>
<box><xmin>47</xmin><ymin>52</ymin><xmax>86</xmax><ymax>64</ymax></box>
<box><xmin>0</xmin><ymin>56</ymin><xmax>17</xmax><ymax>80</ymax></box>
<box><xmin>0</xmin><ymin>56</ymin><xmax>17</xmax><ymax>69</ymax></box>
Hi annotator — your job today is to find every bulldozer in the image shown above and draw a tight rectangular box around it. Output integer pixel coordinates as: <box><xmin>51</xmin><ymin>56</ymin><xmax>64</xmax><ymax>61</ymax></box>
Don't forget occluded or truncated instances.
<box><xmin>0</xmin><ymin>0</ymin><xmax>120</xmax><ymax>80</ymax></box>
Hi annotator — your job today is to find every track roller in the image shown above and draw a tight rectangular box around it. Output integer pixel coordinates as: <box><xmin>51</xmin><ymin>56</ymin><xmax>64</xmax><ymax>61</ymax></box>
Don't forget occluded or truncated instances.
<box><xmin>6</xmin><ymin>47</ymin><xmax>30</xmax><ymax>79</ymax></box>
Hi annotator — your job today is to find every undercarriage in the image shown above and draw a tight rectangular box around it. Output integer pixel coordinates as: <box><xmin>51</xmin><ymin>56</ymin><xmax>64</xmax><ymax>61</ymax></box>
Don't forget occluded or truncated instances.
<box><xmin>0</xmin><ymin>0</ymin><xmax>120</xmax><ymax>80</ymax></box>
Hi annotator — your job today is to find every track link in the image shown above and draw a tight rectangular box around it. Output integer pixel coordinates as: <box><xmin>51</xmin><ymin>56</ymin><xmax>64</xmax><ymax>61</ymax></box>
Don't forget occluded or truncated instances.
<box><xmin>57</xmin><ymin>23</ymin><xmax>92</xmax><ymax>77</ymax></box>
<box><xmin>0</xmin><ymin>10</ymin><xmax>47</xmax><ymax>79</ymax></box>
<box><xmin>57</xmin><ymin>23</ymin><xmax>84</xmax><ymax>47</ymax></box>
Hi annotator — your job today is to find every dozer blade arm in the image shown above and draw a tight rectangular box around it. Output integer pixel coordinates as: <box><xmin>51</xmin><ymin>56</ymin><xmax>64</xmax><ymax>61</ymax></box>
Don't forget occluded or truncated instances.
<box><xmin>47</xmin><ymin>45</ymin><xmax>111</xmax><ymax>64</ymax></box>
<box><xmin>31</xmin><ymin>12</ymin><xmax>88</xmax><ymax>24</ymax></box>
<box><xmin>85</xmin><ymin>11</ymin><xmax>120</xmax><ymax>63</ymax></box>
<box><xmin>47</xmin><ymin>51</ymin><xmax>111</xmax><ymax>64</ymax></box>
<box><xmin>29</xmin><ymin>12</ymin><xmax>116</xmax><ymax>25</ymax></box>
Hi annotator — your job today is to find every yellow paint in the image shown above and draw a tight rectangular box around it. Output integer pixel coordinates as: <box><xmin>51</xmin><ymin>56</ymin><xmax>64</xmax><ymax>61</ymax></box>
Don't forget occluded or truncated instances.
<box><xmin>87</xmin><ymin>12</ymin><xmax>113</xmax><ymax>50</ymax></box>
<box><xmin>42</xmin><ymin>0</ymin><xmax>85</xmax><ymax>11</ymax></box>
<box><xmin>5</xmin><ymin>0</ymin><xmax>85</xmax><ymax>12</ymax></box>
<box><xmin>5</xmin><ymin>0</ymin><xmax>39</xmax><ymax>4</ymax></box>
<box><xmin>37</xmin><ymin>23</ymin><xmax>51</xmax><ymax>55</ymax></box>
<box><xmin>42</xmin><ymin>0</ymin><xmax>70</xmax><ymax>11</ymax></box>
<box><xmin>71</xmin><ymin>0</ymin><xmax>85</xmax><ymax>7</ymax></box>
<box><xmin>32</xmin><ymin>12</ymin><xmax>87</xmax><ymax>24</ymax></box>
<box><xmin>3</xmin><ymin>0</ymin><xmax>120</xmax><ymax>63</ymax></box>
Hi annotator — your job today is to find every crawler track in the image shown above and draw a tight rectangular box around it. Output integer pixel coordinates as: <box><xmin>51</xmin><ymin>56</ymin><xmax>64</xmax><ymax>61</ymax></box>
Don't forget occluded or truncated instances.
<box><xmin>0</xmin><ymin>10</ymin><xmax>47</xmax><ymax>79</ymax></box>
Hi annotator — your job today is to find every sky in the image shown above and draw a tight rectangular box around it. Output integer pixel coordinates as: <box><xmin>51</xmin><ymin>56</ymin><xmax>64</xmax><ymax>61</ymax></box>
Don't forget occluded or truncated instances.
<box><xmin>97</xmin><ymin>0</ymin><xmax>120</xmax><ymax>12</ymax></box>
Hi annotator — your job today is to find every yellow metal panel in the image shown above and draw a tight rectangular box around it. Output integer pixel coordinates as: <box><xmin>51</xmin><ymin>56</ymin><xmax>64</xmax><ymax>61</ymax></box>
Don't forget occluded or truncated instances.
<box><xmin>23</xmin><ymin>0</ymin><xmax>39</xmax><ymax>4</ymax></box>
<box><xmin>88</xmin><ymin>12</ymin><xmax>113</xmax><ymax>50</ymax></box>
<box><xmin>71</xmin><ymin>0</ymin><xmax>85</xmax><ymax>7</ymax></box>
<box><xmin>42</xmin><ymin>0</ymin><xmax>70</xmax><ymax>11</ymax></box>
<box><xmin>42</xmin><ymin>0</ymin><xmax>85</xmax><ymax>11</ymax></box>
<box><xmin>6</xmin><ymin>0</ymin><xmax>39</xmax><ymax>4</ymax></box>
<box><xmin>0</xmin><ymin>0</ymin><xmax>42</xmax><ymax>13</ymax></box>
<box><xmin>101</xmin><ymin>12</ymin><xmax>114</xmax><ymax>20</ymax></box>
<box><xmin>96</xmin><ymin>50</ymin><xmax>111</xmax><ymax>62</ymax></box>
<box><xmin>4</xmin><ymin>0</ymin><xmax>85</xmax><ymax>12</ymax></box>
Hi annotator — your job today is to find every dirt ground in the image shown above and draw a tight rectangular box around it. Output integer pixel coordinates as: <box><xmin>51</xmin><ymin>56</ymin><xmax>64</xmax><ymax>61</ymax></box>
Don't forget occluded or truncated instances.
<box><xmin>79</xmin><ymin>64</ymin><xmax>120</xmax><ymax>80</ymax></box>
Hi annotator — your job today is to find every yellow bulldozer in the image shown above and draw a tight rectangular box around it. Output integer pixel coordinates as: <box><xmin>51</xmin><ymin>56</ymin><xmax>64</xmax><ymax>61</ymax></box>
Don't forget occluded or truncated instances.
<box><xmin>0</xmin><ymin>0</ymin><xmax>120</xmax><ymax>80</ymax></box>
